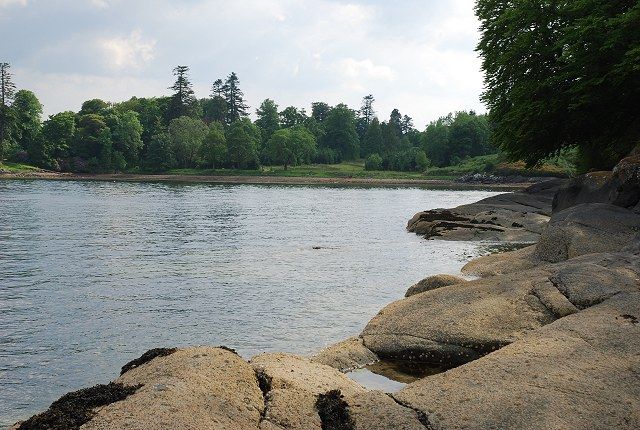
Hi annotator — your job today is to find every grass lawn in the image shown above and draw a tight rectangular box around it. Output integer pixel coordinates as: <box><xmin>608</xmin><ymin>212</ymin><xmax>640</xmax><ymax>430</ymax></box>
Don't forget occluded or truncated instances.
<box><xmin>168</xmin><ymin>161</ymin><xmax>456</xmax><ymax>180</ymax></box>
<box><xmin>0</xmin><ymin>162</ymin><xmax>42</xmax><ymax>173</ymax></box>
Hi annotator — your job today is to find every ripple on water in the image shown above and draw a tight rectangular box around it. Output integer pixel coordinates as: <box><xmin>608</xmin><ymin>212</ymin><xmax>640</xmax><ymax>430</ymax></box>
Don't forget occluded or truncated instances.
<box><xmin>0</xmin><ymin>180</ymin><xmax>501</xmax><ymax>426</ymax></box>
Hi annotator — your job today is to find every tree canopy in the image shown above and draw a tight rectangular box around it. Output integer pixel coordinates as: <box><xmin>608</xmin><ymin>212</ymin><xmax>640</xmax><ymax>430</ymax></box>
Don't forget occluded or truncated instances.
<box><xmin>476</xmin><ymin>0</ymin><xmax>640</xmax><ymax>169</ymax></box>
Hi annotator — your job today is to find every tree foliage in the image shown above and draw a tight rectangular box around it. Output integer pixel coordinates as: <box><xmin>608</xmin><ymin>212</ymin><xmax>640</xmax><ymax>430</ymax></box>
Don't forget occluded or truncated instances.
<box><xmin>476</xmin><ymin>0</ymin><xmax>640</xmax><ymax>169</ymax></box>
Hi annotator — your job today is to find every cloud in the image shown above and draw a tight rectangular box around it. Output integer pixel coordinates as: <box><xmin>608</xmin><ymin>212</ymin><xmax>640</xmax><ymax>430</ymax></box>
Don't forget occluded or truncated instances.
<box><xmin>100</xmin><ymin>30</ymin><xmax>156</xmax><ymax>71</ymax></box>
<box><xmin>0</xmin><ymin>0</ymin><xmax>27</xmax><ymax>7</ymax></box>
<box><xmin>2</xmin><ymin>0</ymin><xmax>486</xmax><ymax>127</ymax></box>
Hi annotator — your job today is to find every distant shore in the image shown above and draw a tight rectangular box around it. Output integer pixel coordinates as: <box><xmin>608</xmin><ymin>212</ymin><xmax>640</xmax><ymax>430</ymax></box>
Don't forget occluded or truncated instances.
<box><xmin>0</xmin><ymin>170</ymin><xmax>537</xmax><ymax>189</ymax></box>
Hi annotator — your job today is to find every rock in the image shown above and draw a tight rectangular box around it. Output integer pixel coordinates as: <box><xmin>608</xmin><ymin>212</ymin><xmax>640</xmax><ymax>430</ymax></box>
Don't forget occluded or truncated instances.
<box><xmin>535</xmin><ymin>203</ymin><xmax>640</xmax><ymax>262</ymax></box>
<box><xmin>552</xmin><ymin>171</ymin><xmax>616</xmax><ymax>212</ymax></box>
<box><xmin>362</xmin><ymin>270</ymin><xmax>558</xmax><ymax>365</ymax></box>
<box><xmin>348</xmin><ymin>390</ymin><xmax>427</xmax><ymax>430</ymax></box>
<box><xmin>82</xmin><ymin>347</ymin><xmax>264</xmax><ymax>430</ymax></box>
<box><xmin>250</xmin><ymin>353</ymin><xmax>365</xmax><ymax>430</ymax></box>
<box><xmin>363</xmin><ymin>250</ymin><xmax>640</xmax><ymax>366</ymax></box>
<box><xmin>407</xmin><ymin>179</ymin><xmax>563</xmax><ymax>241</ymax></box>
<box><xmin>553</xmin><ymin>152</ymin><xmax>640</xmax><ymax>213</ymax></box>
<box><xmin>547</xmin><ymin>252</ymin><xmax>640</xmax><ymax>309</ymax></box>
<box><xmin>405</xmin><ymin>274</ymin><xmax>466</xmax><ymax>297</ymax></box>
<box><xmin>311</xmin><ymin>337</ymin><xmax>379</xmax><ymax>372</ymax></box>
<box><xmin>393</xmin><ymin>292</ymin><xmax>640</xmax><ymax>430</ymax></box>
<box><xmin>461</xmin><ymin>245</ymin><xmax>540</xmax><ymax>277</ymax></box>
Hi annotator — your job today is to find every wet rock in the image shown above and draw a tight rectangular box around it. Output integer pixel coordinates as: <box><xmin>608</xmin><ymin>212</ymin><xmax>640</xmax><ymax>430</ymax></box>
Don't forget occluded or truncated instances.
<box><xmin>82</xmin><ymin>347</ymin><xmax>264</xmax><ymax>430</ymax></box>
<box><xmin>393</xmin><ymin>292</ymin><xmax>640</xmax><ymax>430</ymax></box>
<box><xmin>405</xmin><ymin>274</ymin><xmax>467</xmax><ymax>297</ymax></box>
<box><xmin>535</xmin><ymin>203</ymin><xmax>640</xmax><ymax>262</ymax></box>
<box><xmin>312</xmin><ymin>337</ymin><xmax>379</xmax><ymax>372</ymax></box>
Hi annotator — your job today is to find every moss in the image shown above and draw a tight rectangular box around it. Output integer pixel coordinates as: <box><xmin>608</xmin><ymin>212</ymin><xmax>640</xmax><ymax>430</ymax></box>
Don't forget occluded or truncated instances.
<box><xmin>17</xmin><ymin>382</ymin><xmax>140</xmax><ymax>430</ymax></box>
<box><xmin>120</xmin><ymin>347</ymin><xmax>177</xmax><ymax>375</ymax></box>
<box><xmin>315</xmin><ymin>390</ymin><xmax>355</xmax><ymax>430</ymax></box>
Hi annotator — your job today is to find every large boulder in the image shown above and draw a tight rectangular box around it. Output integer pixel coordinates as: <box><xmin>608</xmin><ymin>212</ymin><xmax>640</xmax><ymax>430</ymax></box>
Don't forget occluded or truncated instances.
<box><xmin>407</xmin><ymin>180</ymin><xmax>563</xmax><ymax>241</ymax></box>
<box><xmin>405</xmin><ymin>274</ymin><xmax>466</xmax><ymax>297</ymax></box>
<box><xmin>535</xmin><ymin>203</ymin><xmax>640</xmax><ymax>262</ymax></box>
<box><xmin>393</xmin><ymin>291</ymin><xmax>640</xmax><ymax>430</ymax></box>
<box><xmin>83</xmin><ymin>347</ymin><xmax>264</xmax><ymax>430</ymax></box>
<box><xmin>362</xmin><ymin>251</ymin><xmax>640</xmax><ymax>367</ymax></box>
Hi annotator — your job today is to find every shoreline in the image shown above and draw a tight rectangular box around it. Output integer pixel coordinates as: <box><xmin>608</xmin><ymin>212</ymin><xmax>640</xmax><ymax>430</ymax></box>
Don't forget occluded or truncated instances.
<box><xmin>0</xmin><ymin>171</ymin><xmax>537</xmax><ymax>190</ymax></box>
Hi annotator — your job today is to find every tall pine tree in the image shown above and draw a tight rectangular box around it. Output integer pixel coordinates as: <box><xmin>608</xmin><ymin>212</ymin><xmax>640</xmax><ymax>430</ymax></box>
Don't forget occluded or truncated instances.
<box><xmin>223</xmin><ymin>72</ymin><xmax>248</xmax><ymax>125</ymax></box>
<box><xmin>0</xmin><ymin>62</ymin><xmax>17</xmax><ymax>163</ymax></box>
<box><xmin>166</xmin><ymin>66</ymin><xmax>196</xmax><ymax>121</ymax></box>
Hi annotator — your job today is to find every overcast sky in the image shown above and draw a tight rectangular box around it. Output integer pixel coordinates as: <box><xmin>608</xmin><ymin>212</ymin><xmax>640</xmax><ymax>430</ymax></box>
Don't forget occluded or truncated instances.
<box><xmin>0</xmin><ymin>0</ymin><xmax>485</xmax><ymax>128</ymax></box>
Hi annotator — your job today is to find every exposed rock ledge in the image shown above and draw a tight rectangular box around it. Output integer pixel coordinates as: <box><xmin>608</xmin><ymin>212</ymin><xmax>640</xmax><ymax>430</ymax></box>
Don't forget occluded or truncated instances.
<box><xmin>13</xmin><ymin>154</ymin><xmax>640</xmax><ymax>430</ymax></box>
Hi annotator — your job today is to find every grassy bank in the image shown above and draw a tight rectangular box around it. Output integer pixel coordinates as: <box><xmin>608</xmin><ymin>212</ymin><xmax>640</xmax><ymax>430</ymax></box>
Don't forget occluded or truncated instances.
<box><xmin>1</xmin><ymin>154</ymin><xmax>574</xmax><ymax>182</ymax></box>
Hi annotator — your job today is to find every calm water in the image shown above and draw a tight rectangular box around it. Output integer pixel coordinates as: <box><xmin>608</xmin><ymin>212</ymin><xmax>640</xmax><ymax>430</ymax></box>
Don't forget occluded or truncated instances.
<box><xmin>0</xmin><ymin>180</ymin><xmax>500</xmax><ymax>425</ymax></box>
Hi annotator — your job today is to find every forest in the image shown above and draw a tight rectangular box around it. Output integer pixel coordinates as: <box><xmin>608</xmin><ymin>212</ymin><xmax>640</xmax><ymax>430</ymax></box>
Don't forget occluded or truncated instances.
<box><xmin>0</xmin><ymin>65</ymin><xmax>494</xmax><ymax>174</ymax></box>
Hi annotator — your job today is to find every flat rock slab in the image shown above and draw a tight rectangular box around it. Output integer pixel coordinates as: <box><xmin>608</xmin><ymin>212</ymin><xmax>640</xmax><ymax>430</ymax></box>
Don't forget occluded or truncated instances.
<box><xmin>407</xmin><ymin>180</ymin><xmax>562</xmax><ymax>241</ymax></box>
<box><xmin>394</xmin><ymin>292</ymin><xmax>640</xmax><ymax>430</ymax></box>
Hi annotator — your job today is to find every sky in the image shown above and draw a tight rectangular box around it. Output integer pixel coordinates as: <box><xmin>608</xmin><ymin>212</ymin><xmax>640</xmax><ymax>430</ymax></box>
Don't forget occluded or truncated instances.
<box><xmin>0</xmin><ymin>0</ymin><xmax>485</xmax><ymax>129</ymax></box>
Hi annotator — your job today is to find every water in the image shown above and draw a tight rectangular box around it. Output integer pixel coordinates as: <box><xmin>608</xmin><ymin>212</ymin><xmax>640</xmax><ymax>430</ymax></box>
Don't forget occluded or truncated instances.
<box><xmin>0</xmin><ymin>180</ymin><xmax>500</xmax><ymax>426</ymax></box>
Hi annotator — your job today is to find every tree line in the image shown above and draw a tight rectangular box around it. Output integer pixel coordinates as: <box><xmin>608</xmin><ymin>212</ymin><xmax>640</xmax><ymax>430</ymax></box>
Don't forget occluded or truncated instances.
<box><xmin>0</xmin><ymin>63</ymin><xmax>495</xmax><ymax>173</ymax></box>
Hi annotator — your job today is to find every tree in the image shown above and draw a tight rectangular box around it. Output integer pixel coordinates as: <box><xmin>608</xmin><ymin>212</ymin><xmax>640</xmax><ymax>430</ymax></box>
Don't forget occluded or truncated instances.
<box><xmin>362</xmin><ymin>117</ymin><xmax>383</xmax><ymax>157</ymax></box>
<box><xmin>422</xmin><ymin>115</ymin><xmax>451</xmax><ymax>167</ymax></box>
<box><xmin>166</xmin><ymin>66</ymin><xmax>197</xmax><ymax>121</ymax></box>
<box><xmin>0</xmin><ymin>62</ymin><xmax>17</xmax><ymax>163</ymax></box>
<box><xmin>359</xmin><ymin>95</ymin><xmax>375</xmax><ymax>126</ymax></box>
<box><xmin>401</xmin><ymin>115</ymin><xmax>414</xmax><ymax>135</ymax></box>
<box><xmin>266</xmin><ymin>126</ymin><xmax>316</xmax><ymax>169</ymax></box>
<box><xmin>73</xmin><ymin>114</ymin><xmax>112</xmax><ymax>171</ymax></box>
<box><xmin>279</xmin><ymin>106</ymin><xmax>306</xmax><ymax>128</ymax></box>
<box><xmin>322</xmin><ymin>104</ymin><xmax>359</xmax><ymax>160</ymax></box>
<box><xmin>311</xmin><ymin>102</ymin><xmax>331</xmax><ymax>123</ymax></box>
<box><xmin>200</xmin><ymin>122</ymin><xmax>227</xmax><ymax>169</ymax></box>
<box><xmin>223</xmin><ymin>72</ymin><xmax>248</xmax><ymax>124</ymax></box>
<box><xmin>364</xmin><ymin>153</ymin><xmax>383</xmax><ymax>171</ymax></box>
<box><xmin>42</xmin><ymin>111</ymin><xmax>75</xmax><ymax>161</ymax></box>
<box><xmin>168</xmin><ymin>116</ymin><xmax>208</xmax><ymax>167</ymax></box>
<box><xmin>12</xmin><ymin>90</ymin><xmax>43</xmax><ymax>163</ymax></box>
<box><xmin>476</xmin><ymin>0</ymin><xmax>640</xmax><ymax>169</ymax></box>
<box><xmin>389</xmin><ymin>109</ymin><xmax>403</xmax><ymax>138</ymax></box>
<box><xmin>357</xmin><ymin>95</ymin><xmax>376</xmax><ymax>140</ymax></box>
<box><xmin>226</xmin><ymin>118</ymin><xmax>260</xmax><ymax>169</ymax></box>
<box><xmin>144</xmin><ymin>132</ymin><xmax>173</xmax><ymax>171</ymax></box>
<box><xmin>107</xmin><ymin>110</ymin><xmax>143</xmax><ymax>167</ymax></box>
<box><xmin>255</xmin><ymin>99</ymin><xmax>280</xmax><ymax>146</ymax></box>
<box><xmin>79</xmin><ymin>99</ymin><xmax>109</xmax><ymax>116</ymax></box>
<box><xmin>381</xmin><ymin>121</ymin><xmax>399</xmax><ymax>154</ymax></box>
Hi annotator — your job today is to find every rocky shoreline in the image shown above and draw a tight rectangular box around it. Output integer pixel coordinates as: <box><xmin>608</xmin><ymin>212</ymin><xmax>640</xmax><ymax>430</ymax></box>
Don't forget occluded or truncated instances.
<box><xmin>0</xmin><ymin>170</ymin><xmax>539</xmax><ymax>190</ymax></box>
<box><xmin>10</xmin><ymin>153</ymin><xmax>640</xmax><ymax>430</ymax></box>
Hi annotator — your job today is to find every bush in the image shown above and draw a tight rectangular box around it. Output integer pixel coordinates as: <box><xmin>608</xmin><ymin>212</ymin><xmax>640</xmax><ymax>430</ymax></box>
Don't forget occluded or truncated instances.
<box><xmin>365</xmin><ymin>153</ymin><xmax>383</xmax><ymax>171</ymax></box>
<box><xmin>315</xmin><ymin>147</ymin><xmax>341</xmax><ymax>164</ymax></box>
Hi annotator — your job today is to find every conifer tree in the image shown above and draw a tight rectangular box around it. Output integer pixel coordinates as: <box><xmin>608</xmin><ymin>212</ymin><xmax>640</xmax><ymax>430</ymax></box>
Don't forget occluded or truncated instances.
<box><xmin>166</xmin><ymin>66</ymin><xmax>196</xmax><ymax>121</ymax></box>
<box><xmin>223</xmin><ymin>72</ymin><xmax>248</xmax><ymax>125</ymax></box>
<box><xmin>0</xmin><ymin>62</ymin><xmax>17</xmax><ymax>163</ymax></box>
